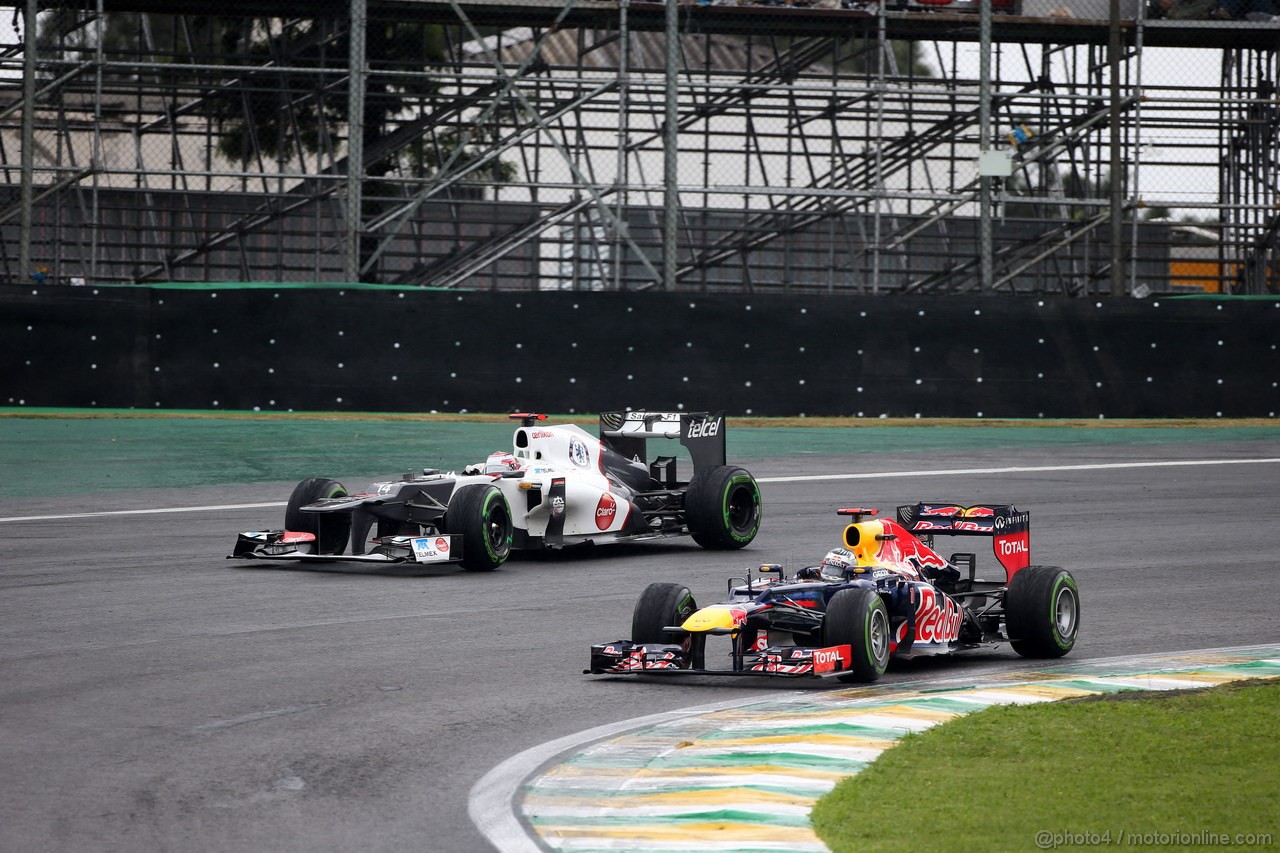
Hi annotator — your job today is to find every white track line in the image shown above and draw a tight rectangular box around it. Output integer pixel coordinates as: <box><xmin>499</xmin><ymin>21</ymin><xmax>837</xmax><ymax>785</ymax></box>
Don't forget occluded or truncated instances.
<box><xmin>2</xmin><ymin>458</ymin><xmax>1278</xmax><ymax>524</ymax></box>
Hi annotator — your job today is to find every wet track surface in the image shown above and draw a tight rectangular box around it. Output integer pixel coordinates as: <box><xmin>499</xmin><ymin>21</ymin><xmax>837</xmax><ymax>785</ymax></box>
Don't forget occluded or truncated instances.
<box><xmin>2</xmin><ymin>436</ymin><xmax>1279</xmax><ymax>852</ymax></box>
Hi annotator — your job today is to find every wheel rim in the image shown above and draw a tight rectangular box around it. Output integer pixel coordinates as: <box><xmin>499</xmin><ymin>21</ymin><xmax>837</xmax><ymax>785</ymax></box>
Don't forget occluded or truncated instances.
<box><xmin>725</xmin><ymin>482</ymin><xmax>757</xmax><ymax>533</ymax></box>
<box><xmin>1054</xmin><ymin>584</ymin><xmax>1078</xmax><ymax>638</ymax></box>
<box><xmin>869</xmin><ymin>607</ymin><xmax>890</xmax><ymax>662</ymax></box>
<box><xmin>485</xmin><ymin>502</ymin><xmax>511</xmax><ymax>557</ymax></box>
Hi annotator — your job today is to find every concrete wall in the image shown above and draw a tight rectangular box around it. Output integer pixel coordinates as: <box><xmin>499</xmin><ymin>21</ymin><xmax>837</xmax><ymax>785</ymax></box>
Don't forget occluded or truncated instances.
<box><xmin>3</xmin><ymin>284</ymin><xmax>1276</xmax><ymax>418</ymax></box>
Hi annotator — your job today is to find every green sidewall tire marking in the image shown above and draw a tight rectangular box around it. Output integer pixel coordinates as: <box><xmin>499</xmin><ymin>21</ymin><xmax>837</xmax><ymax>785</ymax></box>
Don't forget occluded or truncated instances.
<box><xmin>721</xmin><ymin>474</ymin><xmax>761</xmax><ymax>543</ymax></box>
<box><xmin>1050</xmin><ymin>574</ymin><xmax>1079</xmax><ymax>651</ymax></box>
<box><xmin>481</xmin><ymin>489</ymin><xmax>511</xmax><ymax>562</ymax></box>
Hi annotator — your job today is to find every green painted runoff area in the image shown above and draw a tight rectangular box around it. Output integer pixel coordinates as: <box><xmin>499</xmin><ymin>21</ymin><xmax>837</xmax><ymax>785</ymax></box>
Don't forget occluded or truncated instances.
<box><xmin>2</xmin><ymin>412</ymin><xmax>1278</xmax><ymax>500</ymax></box>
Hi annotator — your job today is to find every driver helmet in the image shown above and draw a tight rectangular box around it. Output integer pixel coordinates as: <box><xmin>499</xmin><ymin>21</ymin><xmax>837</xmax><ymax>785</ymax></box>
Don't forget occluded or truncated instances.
<box><xmin>483</xmin><ymin>451</ymin><xmax>524</xmax><ymax>475</ymax></box>
<box><xmin>819</xmin><ymin>547</ymin><xmax>859</xmax><ymax>581</ymax></box>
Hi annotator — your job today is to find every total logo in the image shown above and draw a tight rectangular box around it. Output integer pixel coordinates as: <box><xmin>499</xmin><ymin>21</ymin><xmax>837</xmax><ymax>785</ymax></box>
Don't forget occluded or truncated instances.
<box><xmin>999</xmin><ymin>538</ymin><xmax>1029</xmax><ymax>556</ymax></box>
<box><xmin>686</xmin><ymin>417</ymin><xmax>722</xmax><ymax>439</ymax></box>
<box><xmin>812</xmin><ymin>645</ymin><xmax>850</xmax><ymax>673</ymax></box>
<box><xmin>595</xmin><ymin>492</ymin><xmax>617</xmax><ymax>530</ymax></box>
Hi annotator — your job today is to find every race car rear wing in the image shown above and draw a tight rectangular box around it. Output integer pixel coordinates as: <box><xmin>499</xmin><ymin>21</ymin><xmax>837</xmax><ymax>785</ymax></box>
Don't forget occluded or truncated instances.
<box><xmin>598</xmin><ymin>409</ymin><xmax>727</xmax><ymax>474</ymax></box>
<box><xmin>896</xmin><ymin>502</ymin><xmax>1031</xmax><ymax>582</ymax></box>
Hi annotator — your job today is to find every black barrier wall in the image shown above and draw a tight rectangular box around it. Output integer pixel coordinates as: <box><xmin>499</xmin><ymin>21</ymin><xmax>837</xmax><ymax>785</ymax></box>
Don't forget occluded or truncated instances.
<box><xmin>2</xmin><ymin>284</ymin><xmax>1277</xmax><ymax>418</ymax></box>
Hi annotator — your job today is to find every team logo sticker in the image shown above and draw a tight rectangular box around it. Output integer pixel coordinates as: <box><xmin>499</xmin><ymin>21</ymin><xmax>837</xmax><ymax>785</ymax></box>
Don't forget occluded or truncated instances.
<box><xmin>595</xmin><ymin>492</ymin><xmax>617</xmax><ymax>530</ymax></box>
<box><xmin>568</xmin><ymin>437</ymin><xmax>591</xmax><ymax>468</ymax></box>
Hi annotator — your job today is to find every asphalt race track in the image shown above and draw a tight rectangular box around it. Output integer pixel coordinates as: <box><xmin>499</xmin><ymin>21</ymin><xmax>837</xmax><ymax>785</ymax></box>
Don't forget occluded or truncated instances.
<box><xmin>2</xmin><ymin>436</ymin><xmax>1279</xmax><ymax>852</ymax></box>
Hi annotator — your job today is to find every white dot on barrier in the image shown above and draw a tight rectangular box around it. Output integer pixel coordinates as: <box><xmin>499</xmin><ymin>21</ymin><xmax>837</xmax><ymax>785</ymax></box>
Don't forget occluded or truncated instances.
<box><xmin>337</xmin><ymin>363</ymin><xmax>344</xmax><ymax>369</ymax></box>
<box><xmin>516</xmin><ymin>377</ymin><xmax>522</xmax><ymax>383</ymax></box>
<box><xmin>745</xmin><ymin>381</ymin><xmax>752</xmax><ymax>387</ymax></box>
<box><xmin>916</xmin><ymin>379</ymin><xmax>922</xmax><ymax>385</ymax></box>
<box><xmin>450</xmin><ymin>372</ymin><xmax>457</xmax><ymax>378</ymax></box>
<box><xmin>394</xmin><ymin>343</ymin><xmax>400</xmax><ymax>349</ymax></box>
<box><xmin>213</xmin><ymin>362</ymin><xmax>219</xmax><ymax>368</ymax></box>
<box><xmin>799</xmin><ymin>380</ymin><xmax>806</xmax><ymax>385</ymax></box>
<box><xmin>570</xmin><ymin>378</ymin><xmax>576</xmax><ymax>384</ymax></box>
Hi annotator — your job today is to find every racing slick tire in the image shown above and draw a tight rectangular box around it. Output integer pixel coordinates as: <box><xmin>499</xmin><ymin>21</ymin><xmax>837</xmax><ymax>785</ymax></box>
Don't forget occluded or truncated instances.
<box><xmin>684</xmin><ymin>465</ymin><xmax>762</xmax><ymax>550</ymax></box>
<box><xmin>285</xmin><ymin>478</ymin><xmax>351</xmax><ymax>555</ymax></box>
<box><xmin>1005</xmin><ymin>565</ymin><xmax>1080</xmax><ymax>658</ymax></box>
<box><xmin>822</xmin><ymin>587</ymin><xmax>891</xmax><ymax>683</ymax></box>
<box><xmin>445</xmin><ymin>483</ymin><xmax>513</xmax><ymax>571</ymax></box>
<box><xmin>632</xmin><ymin>583</ymin><xmax>703</xmax><ymax>669</ymax></box>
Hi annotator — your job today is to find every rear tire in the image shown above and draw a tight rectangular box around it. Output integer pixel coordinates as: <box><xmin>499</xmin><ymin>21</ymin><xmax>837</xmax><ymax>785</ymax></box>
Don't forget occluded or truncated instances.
<box><xmin>684</xmin><ymin>465</ymin><xmax>762</xmax><ymax>550</ymax></box>
<box><xmin>822</xmin><ymin>587</ymin><xmax>891</xmax><ymax>683</ymax></box>
<box><xmin>445</xmin><ymin>483</ymin><xmax>513</xmax><ymax>571</ymax></box>
<box><xmin>284</xmin><ymin>478</ymin><xmax>350</xmax><ymax>555</ymax></box>
<box><xmin>1005</xmin><ymin>565</ymin><xmax>1080</xmax><ymax>658</ymax></box>
<box><xmin>632</xmin><ymin>582</ymin><xmax>702</xmax><ymax>669</ymax></box>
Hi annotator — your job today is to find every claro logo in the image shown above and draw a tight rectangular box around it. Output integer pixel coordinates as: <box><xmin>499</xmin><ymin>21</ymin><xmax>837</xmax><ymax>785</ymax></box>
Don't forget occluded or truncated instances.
<box><xmin>595</xmin><ymin>492</ymin><xmax>617</xmax><ymax>530</ymax></box>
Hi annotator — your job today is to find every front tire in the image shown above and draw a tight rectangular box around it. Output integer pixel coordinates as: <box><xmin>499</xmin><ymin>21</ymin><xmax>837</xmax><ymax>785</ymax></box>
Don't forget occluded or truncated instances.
<box><xmin>822</xmin><ymin>587</ymin><xmax>891</xmax><ymax>683</ymax></box>
<box><xmin>632</xmin><ymin>582</ymin><xmax>702</xmax><ymax>669</ymax></box>
<box><xmin>684</xmin><ymin>465</ymin><xmax>762</xmax><ymax>550</ymax></box>
<box><xmin>284</xmin><ymin>477</ymin><xmax>350</xmax><ymax>555</ymax></box>
<box><xmin>1005</xmin><ymin>565</ymin><xmax>1080</xmax><ymax>658</ymax></box>
<box><xmin>445</xmin><ymin>483</ymin><xmax>513</xmax><ymax>571</ymax></box>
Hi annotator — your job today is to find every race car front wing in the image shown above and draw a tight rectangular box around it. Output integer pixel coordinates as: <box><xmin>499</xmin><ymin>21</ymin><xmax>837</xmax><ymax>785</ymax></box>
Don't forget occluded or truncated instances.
<box><xmin>586</xmin><ymin>640</ymin><xmax>855</xmax><ymax>678</ymax></box>
<box><xmin>229</xmin><ymin>530</ymin><xmax>464</xmax><ymax>565</ymax></box>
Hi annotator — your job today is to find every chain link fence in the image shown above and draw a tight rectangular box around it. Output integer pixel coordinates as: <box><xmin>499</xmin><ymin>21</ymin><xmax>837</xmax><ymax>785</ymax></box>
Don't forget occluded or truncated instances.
<box><xmin>1</xmin><ymin>0</ymin><xmax>1276</xmax><ymax>294</ymax></box>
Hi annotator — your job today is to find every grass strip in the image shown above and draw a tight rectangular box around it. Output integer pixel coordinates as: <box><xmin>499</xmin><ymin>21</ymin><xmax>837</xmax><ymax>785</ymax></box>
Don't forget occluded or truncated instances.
<box><xmin>811</xmin><ymin>680</ymin><xmax>1279</xmax><ymax>853</ymax></box>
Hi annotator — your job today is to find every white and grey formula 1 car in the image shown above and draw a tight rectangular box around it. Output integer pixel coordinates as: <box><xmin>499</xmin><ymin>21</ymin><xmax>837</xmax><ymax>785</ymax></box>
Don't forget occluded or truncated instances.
<box><xmin>230</xmin><ymin>410</ymin><xmax>762</xmax><ymax>571</ymax></box>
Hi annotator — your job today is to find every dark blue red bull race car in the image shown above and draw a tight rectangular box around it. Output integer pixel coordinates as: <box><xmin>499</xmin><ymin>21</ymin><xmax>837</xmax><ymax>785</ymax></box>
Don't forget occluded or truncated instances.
<box><xmin>587</xmin><ymin>502</ymin><xmax>1079</xmax><ymax>682</ymax></box>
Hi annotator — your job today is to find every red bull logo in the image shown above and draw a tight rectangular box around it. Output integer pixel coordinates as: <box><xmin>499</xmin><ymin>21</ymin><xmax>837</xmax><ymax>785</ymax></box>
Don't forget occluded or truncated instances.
<box><xmin>921</xmin><ymin>504</ymin><xmax>996</xmax><ymax>518</ymax></box>
<box><xmin>914</xmin><ymin>586</ymin><xmax>963</xmax><ymax>643</ymax></box>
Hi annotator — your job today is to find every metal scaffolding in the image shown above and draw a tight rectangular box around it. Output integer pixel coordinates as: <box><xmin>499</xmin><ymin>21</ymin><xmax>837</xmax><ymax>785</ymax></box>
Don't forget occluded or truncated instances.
<box><xmin>1</xmin><ymin>0</ymin><xmax>1276</xmax><ymax>294</ymax></box>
